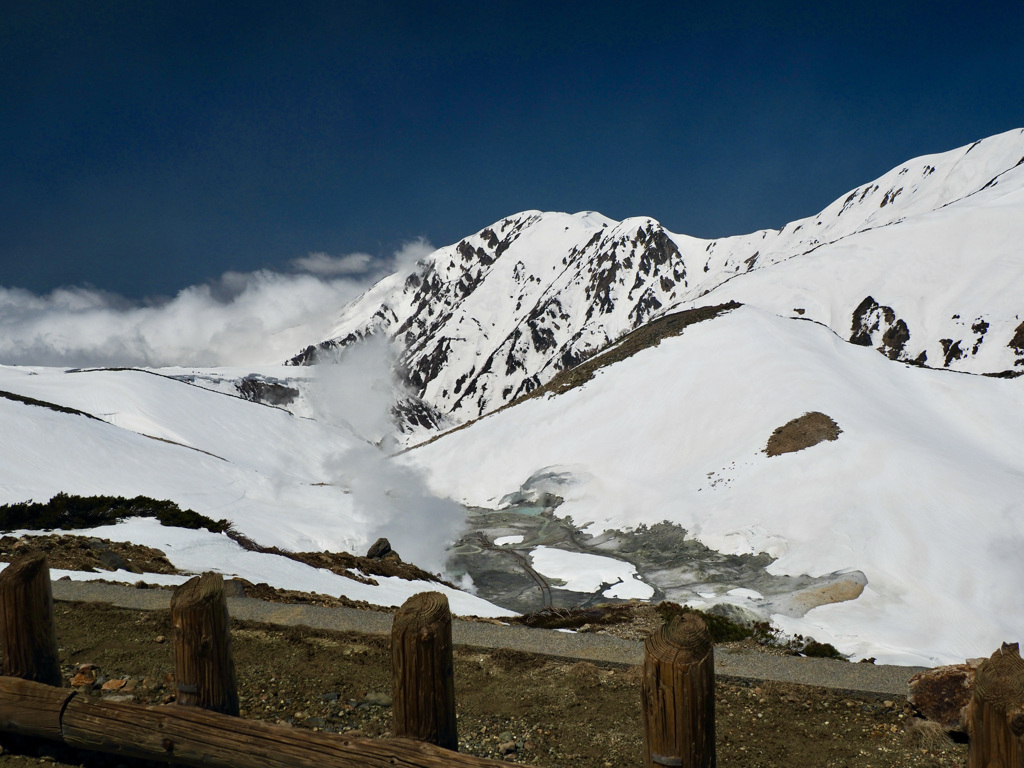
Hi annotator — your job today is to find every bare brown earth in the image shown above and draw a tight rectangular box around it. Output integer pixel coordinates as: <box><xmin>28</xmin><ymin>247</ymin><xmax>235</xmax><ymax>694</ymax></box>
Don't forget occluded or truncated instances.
<box><xmin>765</xmin><ymin>412</ymin><xmax>843</xmax><ymax>457</ymax></box>
<box><xmin>0</xmin><ymin>535</ymin><xmax>179</xmax><ymax>575</ymax></box>
<box><xmin>0</xmin><ymin>601</ymin><xmax>966</xmax><ymax>768</ymax></box>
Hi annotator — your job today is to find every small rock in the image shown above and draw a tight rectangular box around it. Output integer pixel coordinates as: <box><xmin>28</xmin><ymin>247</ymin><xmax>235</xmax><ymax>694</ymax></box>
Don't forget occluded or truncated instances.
<box><xmin>320</xmin><ymin>691</ymin><xmax>340</xmax><ymax>702</ymax></box>
<box><xmin>498</xmin><ymin>741</ymin><xmax>517</xmax><ymax>755</ymax></box>
<box><xmin>101</xmin><ymin>678</ymin><xmax>127</xmax><ymax>691</ymax></box>
<box><xmin>883</xmin><ymin>700</ymin><xmax>895</xmax><ymax>709</ymax></box>
<box><xmin>363</xmin><ymin>692</ymin><xmax>392</xmax><ymax>707</ymax></box>
<box><xmin>366</xmin><ymin>537</ymin><xmax>392</xmax><ymax>559</ymax></box>
<box><xmin>303</xmin><ymin>717</ymin><xmax>326</xmax><ymax>729</ymax></box>
<box><xmin>908</xmin><ymin>663</ymin><xmax>975</xmax><ymax>731</ymax></box>
<box><xmin>155</xmin><ymin>635</ymin><xmax>166</xmax><ymax>644</ymax></box>
<box><xmin>71</xmin><ymin>672</ymin><xmax>96</xmax><ymax>687</ymax></box>
<box><xmin>98</xmin><ymin>549</ymin><xmax>128</xmax><ymax>571</ymax></box>
<box><xmin>343</xmin><ymin>729</ymin><xmax>364</xmax><ymax>738</ymax></box>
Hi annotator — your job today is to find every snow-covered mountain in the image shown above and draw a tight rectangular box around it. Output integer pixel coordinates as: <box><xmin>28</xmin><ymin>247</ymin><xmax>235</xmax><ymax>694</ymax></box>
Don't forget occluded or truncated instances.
<box><xmin>2</xmin><ymin>129</ymin><xmax>1022</xmax><ymax>665</ymax></box>
<box><xmin>293</xmin><ymin>128</ymin><xmax>1024</xmax><ymax>437</ymax></box>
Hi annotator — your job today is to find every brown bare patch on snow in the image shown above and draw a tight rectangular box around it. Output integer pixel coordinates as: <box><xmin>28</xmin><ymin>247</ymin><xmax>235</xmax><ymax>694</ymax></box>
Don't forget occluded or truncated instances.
<box><xmin>765</xmin><ymin>412</ymin><xmax>842</xmax><ymax>457</ymax></box>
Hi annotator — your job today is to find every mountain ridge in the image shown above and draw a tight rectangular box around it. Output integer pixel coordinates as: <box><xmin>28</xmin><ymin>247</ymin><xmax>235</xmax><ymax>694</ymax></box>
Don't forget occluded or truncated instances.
<box><xmin>292</xmin><ymin>128</ymin><xmax>1024</xmax><ymax>437</ymax></box>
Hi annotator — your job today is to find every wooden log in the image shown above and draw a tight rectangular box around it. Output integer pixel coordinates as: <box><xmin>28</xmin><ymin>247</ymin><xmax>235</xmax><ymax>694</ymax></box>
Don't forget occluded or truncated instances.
<box><xmin>57</xmin><ymin>683</ymin><xmax>507</xmax><ymax>768</ymax></box>
<box><xmin>170</xmin><ymin>572</ymin><xmax>239</xmax><ymax>715</ymax></box>
<box><xmin>391</xmin><ymin>591</ymin><xmax>458</xmax><ymax>750</ymax></box>
<box><xmin>641</xmin><ymin>613</ymin><xmax>715</xmax><ymax>768</ymax></box>
<box><xmin>965</xmin><ymin>642</ymin><xmax>1024</xmax><ymax>768</ymax></box>
<box><xmin>0</xmin><ymin>676</ymin><xmax>75</xmax><ymax>740</ymax></box>
<box><xmin>0</xmin><ymin>551</ymin><xmax>62</xmax><ymax>686</ymax></box>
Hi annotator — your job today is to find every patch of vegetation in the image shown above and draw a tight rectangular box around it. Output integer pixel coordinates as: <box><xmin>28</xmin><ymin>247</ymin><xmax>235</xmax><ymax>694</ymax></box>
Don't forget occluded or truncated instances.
<box><xmin>657</xmin><ymin>601</ymin><xmax>778</xmax><ymax>644</ymax></box>
<box><xmin>765</xmin><ymin>411</ymin><xmax>842</xmax><ymax>457</ymax></box>
<box><xmin>0</xmin><ymin>493</ymin><xmax>230</xmax><ymax>533</ymax></box>
<box><xmin>0</xmin><ymin>390</ymin><xmax>100</xmax><ymax>420</ymax></box>
<box><xmin>801</xmin><ymin>639</ymin><xmax>848</xmax><ymax>660</ymax></box>
<box><xmin>658</xmin><ymin>602</ymin><xmax>846</xmax><ymax>660</ymax></box>
<box><xmin>513</xmin><ymin>603</ymin><xmax>639</xmax><ymax>630</ymax></box>
<box><xmin>523</xmin><ymin>301</ymin><xmax>742</xmax><ymax>401</ymax></box>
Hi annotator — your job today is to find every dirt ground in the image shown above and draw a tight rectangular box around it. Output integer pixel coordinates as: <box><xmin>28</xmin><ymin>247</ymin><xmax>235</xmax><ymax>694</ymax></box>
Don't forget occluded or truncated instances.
<box><xmin>0</xmin><ymin>601</ymin><xmax>966</xmax><ymax>768</ymax></box>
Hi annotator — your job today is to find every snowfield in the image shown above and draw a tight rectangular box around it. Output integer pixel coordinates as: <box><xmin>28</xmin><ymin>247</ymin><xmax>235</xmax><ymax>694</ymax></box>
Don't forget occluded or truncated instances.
<box><xmin>403</xmin><ymin>306</ymin><xmax>1024</xmax><ymax>665</ymax></box>
<box><xmin>2</xmin><ymin>129</ymin><xmax>1023</xmax><ymax>663</ymax></box>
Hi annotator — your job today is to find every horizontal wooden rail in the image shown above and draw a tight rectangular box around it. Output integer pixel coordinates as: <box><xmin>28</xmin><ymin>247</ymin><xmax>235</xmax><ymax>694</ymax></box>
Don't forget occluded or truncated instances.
<box><xmin>0</xmin><ymin>676</ymin><xmax>505</xmax><ymax>768</ymax></box>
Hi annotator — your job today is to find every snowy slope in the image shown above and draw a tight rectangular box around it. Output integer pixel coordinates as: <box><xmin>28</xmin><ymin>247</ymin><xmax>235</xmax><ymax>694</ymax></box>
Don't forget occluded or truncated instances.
<box><xmin>294</xmin><ymin>129</ymin><xmax>1024</xmax><ymax>436</ymax></box>
<box><xmin>0</xmin><ymin>365</ymin><xmax>510</xmax><ymax>617</ymax></box>
<box><xmin>402</xmin><ymin>306</ymin><xmax>1024</xmax><ymax>665</ymax></box>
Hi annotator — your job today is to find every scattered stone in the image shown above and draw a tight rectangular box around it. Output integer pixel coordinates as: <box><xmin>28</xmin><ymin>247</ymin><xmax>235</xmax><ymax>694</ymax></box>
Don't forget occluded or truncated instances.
<box><xmin>366</xmin><ymin>537</ymin><xmax>392</xmax><ymax>559</ymax></box>
<box><xmin>155</xmin><ymin>635</ymin><xmax>166</xmax><ymax>644</ymax></box>
<box><xmin>223</xmin><ymin>578</ymin><xmax>248</xmax><ymax>598</ymax></box>
<box><xmin>303</xmin><ymin>716</ymin><xmax>326</xmax><ymax>729</ymax></box>
<box><xmin>498</xmin><ymin>741</ymin><xmax>517</xmax><ymax>755</ymax></box>
<box><xmin>71</xmin><ymin>668</ymin><xmax>97</xmax><ymax>687</ymax></box>
<box><xmin>363</xmin><ymin>692</ymin><xmax>392</xmax><ymax>707</ymax></box>
<box><xmin>101</xmin><ymin>678</ymin><xmax>127</xmax><ymax>691</ymax></box>
<box><xmin>908</xmin><ymin>663</ymin><xmax>975</xmax><ymax>731</ymax></box>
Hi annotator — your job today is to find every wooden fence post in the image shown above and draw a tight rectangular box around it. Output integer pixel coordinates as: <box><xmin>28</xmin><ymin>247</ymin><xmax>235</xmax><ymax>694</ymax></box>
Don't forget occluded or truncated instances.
<box><xmin>391</xmin><ymin>591</ymin><xmax>458</xmax><ymax>751</ymax></box>
<box><xmin>0</xmin><ymin>551</ymin><xmax>62</xmax><ymax>687</ymax></box>
<box><xmin>641</xmin><ymin>613</ymin><xmax>715</xmax><ymax>768</ymax></box>
<box><xmin>171</xmin><ymin>572</ymin><xmax>239</xmax><ymax>716</ymax></box>
<box><xmin>965</xmin><ymin>641</ymin><xmax>1024</xmax><ymax>768</ymax></box>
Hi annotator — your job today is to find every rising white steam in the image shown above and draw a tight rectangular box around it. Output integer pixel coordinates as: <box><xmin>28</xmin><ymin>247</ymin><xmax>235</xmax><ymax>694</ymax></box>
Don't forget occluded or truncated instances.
<box><xmin>307</xmin><ymin>334</ymin><xmax>467</xmax><ymax>576</ymax></box>
<box><xmin>0</xmin><ymin>236</ymin><xmax>468</xmax><ymax>578</ymax></box>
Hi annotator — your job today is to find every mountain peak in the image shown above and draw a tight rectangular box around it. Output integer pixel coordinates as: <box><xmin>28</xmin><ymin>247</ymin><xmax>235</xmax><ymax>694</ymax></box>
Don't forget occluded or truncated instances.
<box><xmin>293</xmin><ymin>129</ymin><xmax>1024</xmax><ymax>436</ymax></box>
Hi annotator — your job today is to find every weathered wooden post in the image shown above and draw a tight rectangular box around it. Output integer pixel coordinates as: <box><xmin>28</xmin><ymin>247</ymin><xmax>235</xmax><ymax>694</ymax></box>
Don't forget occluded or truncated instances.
<box><xmin>641</xmin><ymin>613</ymin><xmax>715</xmax><ymax>768</ymax></box>
<box><xmin>170</xmin><ymin>572</ymin><xmax>239</xmax><ymax>716</ymax></box>
<box><xmin>965</xmin><ymin>642</ymin><xmax>1024</xmax><ymax>768</ymax></box>
<box><xmin>391</xmin><ymin>591</ymin><xmax>458</xmax><ymax>751</ymax></box>
<box><xmin>0</xmin><ymin>551</ymin><xmax>62</xmax><ymax>687</ymax></box>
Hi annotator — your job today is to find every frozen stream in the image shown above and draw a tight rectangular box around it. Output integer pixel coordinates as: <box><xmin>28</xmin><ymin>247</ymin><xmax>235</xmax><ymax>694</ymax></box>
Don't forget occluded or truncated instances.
<box><xmin>448</xmin><ymin>503</ymin><xmax>866</xmax><ymax>621</ymax></box>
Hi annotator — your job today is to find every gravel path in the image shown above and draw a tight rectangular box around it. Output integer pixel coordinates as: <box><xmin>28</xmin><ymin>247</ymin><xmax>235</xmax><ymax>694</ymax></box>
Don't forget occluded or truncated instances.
<box><xmin>51</xmin><ymin>579</ymin><xmax>926</xmax><ymax>696</ymax></box>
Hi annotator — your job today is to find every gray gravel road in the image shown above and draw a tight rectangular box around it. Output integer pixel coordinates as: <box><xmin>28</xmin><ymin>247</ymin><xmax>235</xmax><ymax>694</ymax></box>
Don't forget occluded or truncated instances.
<box><xmin>51</xmin><ymin>579</ymin><xmax>926</xmax><ymax>696</ymax></box>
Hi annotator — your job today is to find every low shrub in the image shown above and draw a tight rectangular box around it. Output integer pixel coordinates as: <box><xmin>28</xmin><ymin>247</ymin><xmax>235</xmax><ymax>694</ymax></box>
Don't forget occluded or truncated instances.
<box><xmin>0</xmin><ymin>493</ymin><xmax>229</xmax><ymax>534</ymax></box>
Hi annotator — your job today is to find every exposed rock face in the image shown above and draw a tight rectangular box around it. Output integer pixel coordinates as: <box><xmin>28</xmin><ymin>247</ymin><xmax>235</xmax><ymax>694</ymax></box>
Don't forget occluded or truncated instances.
<box><xmin>850</xmin><ymin>297</ymin><xmax>916</xmax><ymax>362</ymax></box>
<box><xmin>290</xmin><ymin>213</ymin><xmax>705</xmax><ymax>431</ymax></box>
<box><xmin>235</xmin><ymin>376</ymin><xmax>299</xmax><ymax>407</ymax></box>
<box><xmin>908</xmin><ymin>663</ymin><xmax>976</xmax><ymax>732</ymax></box>
<box><xmin>1011</xmin><ymin>321</ymin><xmax>1024</xmax><ymax>359</ymax></box>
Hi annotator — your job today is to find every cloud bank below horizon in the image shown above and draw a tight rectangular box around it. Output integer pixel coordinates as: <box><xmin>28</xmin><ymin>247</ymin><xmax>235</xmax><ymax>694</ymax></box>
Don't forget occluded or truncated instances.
<box><xmin>0</xmin><ymin>240</ymin><xmax>434</xmax><ymax>368</ymax></box>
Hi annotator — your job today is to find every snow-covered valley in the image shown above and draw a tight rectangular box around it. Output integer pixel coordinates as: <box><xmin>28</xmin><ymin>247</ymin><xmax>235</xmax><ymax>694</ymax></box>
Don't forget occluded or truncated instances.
<box><xmin>2</xmin><ymin>129</ymin><xmax>1023</xmax><ymax>666</ymax></box>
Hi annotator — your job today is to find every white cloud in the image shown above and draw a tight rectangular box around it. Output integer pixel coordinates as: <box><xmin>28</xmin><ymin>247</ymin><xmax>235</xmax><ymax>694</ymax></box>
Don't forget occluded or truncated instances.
<box><xmin>0</xmin><ymin>240</ymin><xmax>435</xmax><ymax>368</ymax></box>
<box><xmin>391</xmin><ymin>238</ymin><xmax>435</xmax><ymax>273</ymax></box>
<box><xmin>291</xmin><ymin>252</ymin><xmax>374</xmax><ymax>276</ymax></box>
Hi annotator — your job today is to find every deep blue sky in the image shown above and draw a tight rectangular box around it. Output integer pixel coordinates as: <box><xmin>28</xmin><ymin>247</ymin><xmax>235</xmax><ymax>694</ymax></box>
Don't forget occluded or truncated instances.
<box><xmin>3</xmin><ymin>1</ymin><xmax>1023</xmax><ymax>299</ymax></box>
